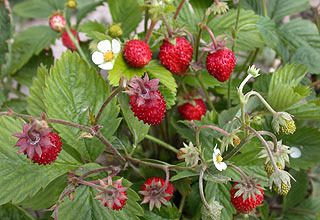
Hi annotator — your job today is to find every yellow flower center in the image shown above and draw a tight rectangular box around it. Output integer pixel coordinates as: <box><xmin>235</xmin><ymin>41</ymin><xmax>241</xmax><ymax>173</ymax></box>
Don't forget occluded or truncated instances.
<box><xmin>216</xmin><ymin>155</ymin><xmax>223</xmax><ymax>163</ymax></box>
<box><xmin>104</xmin><ymin>51</ymin><xmax>114</xmax><ymax>62</ymax></box>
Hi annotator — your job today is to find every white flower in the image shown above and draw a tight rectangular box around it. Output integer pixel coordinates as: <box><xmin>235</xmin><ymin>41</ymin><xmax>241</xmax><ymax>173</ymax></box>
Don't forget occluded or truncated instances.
<box><xmin>290</xmin><ymin>146</ymin><xmax>301</xmax><ymax>159</ymax></box>
<box><xmin>212</xmin><ymin>144</ymin><xmax>227</xmax><ymax>171</ymax></box>
<box><xmin>92</xmin><ymin>39</ymin><xmax>121</xmax><ymax>70</ymax></box>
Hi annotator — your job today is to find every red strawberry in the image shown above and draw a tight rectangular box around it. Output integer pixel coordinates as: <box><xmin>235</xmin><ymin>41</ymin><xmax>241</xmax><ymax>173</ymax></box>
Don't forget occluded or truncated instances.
<box><xmin>178</xmin><ymin>99</ymin><xmax>206</xmax><ymax>120</ymax></box>
<box><xmin>126</xmin><ymin>74</ymin><xmax>166</xmax><ymax>125</ymax></box>
<box><xmin>230</xmin><ymin>182</ymin><xmax>264</xmax><ymax>213</ymax></box>
<box><xmin>12</xmin><ymin>123</ymin><xmax>63</xmax><ymax>165</ymax></box>
<box><xmin>62</xmin><ymin>29</ymin><xmax>79</xmax><ymax>51</ymax></box>
<box><xmin>159</xmin><ymin>37</ymin><xmax>193</xmax><ymax>76</ymax></box>
<box><xmin>123</xmin><ymin>40</ymin><xmax>152</xmax><ymax>67</ymax></box>
<box><xmin>140</xmin><ymin>177</ymin><xmax>174</xmax><ymax>210</ymax></box>
<box><xmin>49</xmin><ymin>14</ymin><xmax>66</xmax><ymax>32</ymax></box>
<box><xmin>95</xmin><ymin>178</ymin><xmax>128</xmax><ymax>211</ymax></box>
<box><xmin>206</xmin><ymin>49</ymin><xmax>236</xmax><ymax>82</ymax></box>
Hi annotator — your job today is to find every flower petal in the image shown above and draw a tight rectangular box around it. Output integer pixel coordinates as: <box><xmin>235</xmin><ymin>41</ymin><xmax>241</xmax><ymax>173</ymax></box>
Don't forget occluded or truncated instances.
<box><xmin>290</xmin><ymin>146</ymin><xmax>301</xmax><ymax>158</ymax></box>
<box><xmin>112</xmin><ymin>39</ymin><xmax>121</xmax><ymax>54</ymax></box>
<box><xmin>98</xmin><ymin>62</ymin><xmax>113</xmax><ymax>70</ymax></box>
<box><xmin>214</xmin><ymin>147</ymin><xmax>220</xmax><ymax>155</ymax></box>
<box><xmin>92</xmin><ymin>51</ymin><xmax>105</xmax><ymax>65</ymax></box>
<box><xmin>216</xmin><ymin>162</ymin><xmax>227</xmax><ymax>171</ymax></box>
<box><xmin>97</xmin><ymin>40</ymin><xmax>111</xmax><ymax>53</ymax></box>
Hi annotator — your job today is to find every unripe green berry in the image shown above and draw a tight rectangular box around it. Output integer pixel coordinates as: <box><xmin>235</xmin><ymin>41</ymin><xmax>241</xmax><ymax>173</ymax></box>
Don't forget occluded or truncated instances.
<box><xmin>108</xmin><ymin>24</ymin><xmax>123</xmax><ymax>38</ymax></box>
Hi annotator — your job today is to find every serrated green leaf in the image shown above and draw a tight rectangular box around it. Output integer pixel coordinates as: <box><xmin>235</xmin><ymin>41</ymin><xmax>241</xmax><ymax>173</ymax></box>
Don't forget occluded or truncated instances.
<box><xmin>256</xmin><ymin>16</ymin><xmax>280</xmax><ymax>49</ymax></box>
<box><xmin>76</xmin><ymin>1</ymin><xmax>104</xmax><ymax>26</ymax></box>
<box><xmin>242</xmin><ymin>0</ymin><xmax>264</xmax><ymax>16</ymax></box>
<box><xmin>205</xmin><ymin>182</ymin><xmax>236</xmax><ymax>220</ymax></box>
<box><xmin>290</xmin><ymin>46</ymin><xmax>320</xmax><ymax>74</ymax></box>
<box><xmin>118</xmin><ymin>93</ymin><xmax>150</xmax><ymax>146</ymax></box>
<box><xmin>267</xmin><ymin>63</ymin><xmax>309</xmax><ymax>111</ymax></box>
<box><xmin>143</xmin><ymin>203</ymin><xmax>180</xmax><ymax>220</ymax></box>
<box><xmin>284</xmin><ymin>197</ymin><xmax>320</xmax><ymax>220</ymax></box>
<box><xmin>58</xmin><ymin>184</ymin><xmax>143</xmax><ymax>220</ymax></box>
<box><xmin>107</xmin><ymin>0</ymin><xmax>142</xmax><ymax>37</ymax></box>
<box><xmin>268</xmin><ymin>0</ymin><xmax>309</xmax><ymax>23</ymax></box>
<box><xmin>207</xmin><ymin>9</ymin><xmax>265</xmax><ymax>52</ymax></box>
<box><xmin>44</xmin><ymin>51</ymin><xmax>122</xmax><ymax>161</ymax></box>
<box><xmin>170</xmin><ymin>170</ymin><xmax>199</xmax><ymax>182</ymax></box>
<box><xmin>286</xmin><ymin>100</ymin><xmax>320</xmax><ymax>121</ymax></box>
<box><xmin>0</xmin><ymin>203</ymin><xmax>35</xmax><ymax>220</ymax></box>
<box><xmin>0</xmin><ymin>1</ymin><xmax>12</xmax><ymax>75</ymax></box>
<box><xmin>79</xmin><ymin>20</ymin><xmax>108</xmax><ymax>39</ymax></box>
<box><xmin>282</xmin><ymin>127</ymin><xmax>320</xmax><ymax>169</ymax></box>
<box><xmin>12</xmin><ymin>0</ymin><xmax>65</xmax><ymax>18</ymax></box>
<box><xmin>27</xmin><ymin>64</ymin><xmax>48</xmax><ymax>116</ymax></box>
<box><xmin>158</xmin><ymin>85</ymin><xmax>176</xmax><ymax>110</ymax></box>
<box><xmin>0</xmin><ymin>116</ymin><xmax>80</xmax><ymax>205</ymax></box>
<box><xmin>108</xmin><ymin>53</ymin><xmax>146</xmax><ymax>86</ymax></box>
<box><xmin>14</xmin><ymin>49</ymin><xmax>54</xmax><ymax>87</ymax></box>
<box><xmin>18</xmin><ymin>174</ymin><xmax>67</xmax><ymax>210</ymax></box>
<box><xmin>146</xmin><ymin>60</ymin><xmax>177</xmax><ymax>92</ymax></box>
<box><xmin>6</xmin><ymin>26</ymin><xmax>60</xmax><ymax>75</ymax></box>
<box><xmin>172</xmin><ymin>178</ymin><xmax>191</xmax><ymax>196</ymax></box>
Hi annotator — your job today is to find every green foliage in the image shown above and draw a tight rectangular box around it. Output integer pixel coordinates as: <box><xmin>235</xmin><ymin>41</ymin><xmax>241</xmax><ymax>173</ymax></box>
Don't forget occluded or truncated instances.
<box><xmin>6</xmin><ymin>26</ymin><xmax>59</xmax><ymax>75</ymax></box>
<box><xmin>58</xmin><ymin>184</ymin><xmax>143</xmax><ymax>220</ymax></box>
<box><xmin>80</xmin><ymin>20</ymin><xmax>108</xmax><ymax>39</ymax></box>
<box><xmin>107</xmin><ymin>0</ymin><xmax>142</xmax><ymax>37</ymax></box>
<box><xmin>118</xmin><ymin>93</ymin><xmax>150</xmax><ymax>146</ymax></box>
<box><xmin>267</xmin><ymin>63</ymin><xmax>309</xmax><ymax>111</ymax></box>
<box><xmin>44</xmin><ymin>51</ymin><xmax>121</xmax><ymax>161</ymax></box>
<box><xmin>268</xmin><ymin>0</ymin><xmax>309</xmax><ymax>23</ymax></box>
<box><xmin>158</xmin><ymin>85</ymin><xmax>176</xmax><ymax>110</ymax></box>
<box><xmin>0</xmin><ymin>1</ymin><xmax>11</xmax><ymax>75</ymax></box>
<box><xmin>0</xmin><ymin>116</ymin><xmax>80</xmax><ymax>205</ymax></box>
<box><xmin>12</xmin><ymin>0</ymin><xmax>65</xmax><ymax>18</ymax></box>
<box><xmin>76</xmin><ymin>1</ymin><xmax>104</xmax><ymax>26</ymax></box>
<box><xmin>0</xmin><ymin>203</ymin><xmax>35</xmax><ymax>220</ymax></box>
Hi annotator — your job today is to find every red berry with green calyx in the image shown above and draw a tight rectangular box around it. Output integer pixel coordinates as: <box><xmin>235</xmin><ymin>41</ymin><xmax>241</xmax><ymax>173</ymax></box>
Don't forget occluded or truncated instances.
<box><xmin>123</xmin><ymin>40</ymin><xmax>152</xmax><ymax>67</ymax></box>
<box><xmin>12</xmin><ymin>123</ymin><xmax>63</xmax><ymax>165</ymax></box>
<box><xmin>49</xmin><ymin>14</ymin><xmax>66</xmax><ymax>32</ymax></box>
<box><xmin>62</xmin><ymin>29</ymin><xmax>79</xmax><ymax>51</ymax></box>
<box><xmin>159</xmin><ymin>37</ymin><xmax>193</xmax><ymax>76</ymax></box>
<box><xmin>178</xmin><ymin>99</ymin><xmax>206</xmax><ymax>120</ymax></box>
<box><xmin>230</xmin><ymin>182</ymin><xmax>264</xmax><ymax>213</ymax></box>
<box><xmin>139</xmin><ymin>177</ymin><xmax>174</xmax><ymax>211</ymax></box>
<box><xmin>125</xmin><ymin>74</ymin><xmax>166</xmax><ymax>125</ymax></box>
<box><xmin>206</xmin><ymin>49</ymin><xmax>236</xmax><ymax>82</ymax></box>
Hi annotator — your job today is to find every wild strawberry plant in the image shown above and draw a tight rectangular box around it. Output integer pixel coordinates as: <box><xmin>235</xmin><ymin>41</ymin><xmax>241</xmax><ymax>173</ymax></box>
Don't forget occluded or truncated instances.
<box><xmin>0</xmin><ymin>0</ymin><xmax>320</xmax><ymax>219</ymax></box>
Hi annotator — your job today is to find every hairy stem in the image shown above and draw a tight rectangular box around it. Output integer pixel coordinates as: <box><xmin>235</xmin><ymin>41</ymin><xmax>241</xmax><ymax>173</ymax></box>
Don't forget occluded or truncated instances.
<box><xmin>309</xmin><ymin>79</ymin><xmax>320</xmax><ymax>87</ymax></box>
<box><xmin>95</xmin><ymin>87</ymin><xmax>122</xmax><ymax>124</ymax></box>
<box><xmin>229</xmin><ymin>164</ymin><xmax>251</xmax><ymax>187</ymax></box>
<box><xmin>196</xmin><ymin>125</ymin><xmax>230</xmax><ymax>147</ymax></box>
<box><xmin>145</xmin><ymin>20</ymin><xmax>157</xmax><ymax>43</ymax></box>
<box><xmin>258</xmin><ymin>131</ymin><xmax>278</xmax><ymax>153</ymax></box>
<box><xmin>80</xmin><ymin>166</ymin><xmax>120</xmax><ymax>180</ymax></box>
<box><xmin>203</xmin><ymin>25</ymin><xmax>218</xmax><ymax>48</ymax></box>
<box><xmin>174</xmin><ymin>0</ymin><xmax>185</xmax><ymax>20</ymax></box>
<box><xmin>199</xmin><ymin>166</ymin><xmax>211</xmax><ymax>210</ymax></box>
<box><xmin>161</xmin><ymin>14</ymin><xmax>173</xmax><ymax>38</ymax></box>
<box><xmin>244</xmin><ymin>91</ymin><xmax>277</xmax><ymax>115</ymax></box>
<box><xmin>73</xmin><ymin>177</ymin><xmax>105</xmax><ymax>191</ymax></box>
<box><xmin>145</xmin><ymin>134</ymin><xmax>178</xmax><ymax>154</ymax></box>
<box><xmin>247</xmin><ymin>126</ymin><xmax>279</xmax><ymax>173</ymax></box>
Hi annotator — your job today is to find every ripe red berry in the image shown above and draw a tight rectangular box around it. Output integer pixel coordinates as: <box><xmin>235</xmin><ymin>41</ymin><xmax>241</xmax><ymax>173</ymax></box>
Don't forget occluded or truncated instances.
<box><xmin>31</xmin><ymin>132</ymin><xmax>62</xmax><ymax>165</ymax></box>
<box><xmin>140</xmin><ymin>177</ymin><xmax>174</xmax><ymax>210</ymax></box>
<box><xmin>159</xmin><ymin>37</ymin><xmax>193</xmax><ymax>76</ymax></box>
<box><xmin>206</xmin><ymin>49</ymin><xmax>236</xmax><ymax>82</ymax></box>
<box><xmin>123</xmin><ymin>40</ymin><xmax>152</xmax><ymax>67</ymax></box>
<box><xmin>230</xmin><ymin>182</ymin><xmax>264</xmax><ymax>213</ymax></box>
<box><xmin>104</xmin><ymin>185</ymin><xmax>127</xmax><ymax>210</ymax></box>
<box><xmin>49</xmin><ymin>14</ymin><xmax>66</xmax><ymax>32</ymax></box>
<box><xmin>12</xmin><ymin>124</ymin><xmax>63</xmax><ymax>165</ymax></box>
<box><xmin>62</xmin><ymin>29</ymin><xmax>79</xmax><ymax>51</ymax></box>
<box><xmin>178</xmin><ymin>99</ymin><xmax>206</xmax><ymax>120</ymax></box>
<box><xmin>126</xmin><ymin>74</ymin><xmax>166</xmax><ymax>125</ymax></box>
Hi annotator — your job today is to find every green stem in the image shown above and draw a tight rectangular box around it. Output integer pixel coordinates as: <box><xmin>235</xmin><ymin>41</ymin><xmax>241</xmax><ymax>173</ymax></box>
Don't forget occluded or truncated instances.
<box><xmin>64</xmin><ymin>23</ymin><xmax>89</xmax><ymax>64</ymax></box>
<box><xmin>145</xmin><ymin>134</ymin><xmax>178</xmax><ymax>154</ymax></box>
<box><xmin>228</xmin><ymin>0</ymin><xmax>242</xmax><ymax>108</ymax></box>
<box><xmin>244</xmin><ymin>91</ymin><xmax>277</xmax><ymax>115</ymax></box>
<box><xmin>195</xmin><ymin>28</ymin><xmax>203</xmax><ymax>61</ymax></box>
<box><xmin>261</xmin><ymin>0</ymin><xmax>268</xmax><ymax>17</ymax></box>
<box><xmin>235</xmin><ymin>52</ymin><xmax>253</xmax><ymax>78</ymax></box>
<box><xmin>223</xmin><ymin>138</ymin><xmax>246</xmax><ymax>160</ymax></box>
<box><xmin>174</xmin><ymin>0</ymin><xmax>186</xmax><ymax>20</ymax></box>
<box><xmin>199</xmin><ymin>166</ymin><xmax>211</xmax><ymax>211</ymax></box>
<box><xmin>178</xmin><ymin>194</ymin><xmax>186</xmax><ymax>214</ymax></box>
<box><xmin>195</xmin><ymin>74</ymin><xmax>216</xmax><ymax>113</ymax></box>
<box><xmin>11</xmin><ymin>204</ymin><xmax>36</xmax><ymax>220</ymax></box>
<box><xmin>144</xmin><ymin>10</ymin><xmax>149</xmax><ymax>36</ymax></box>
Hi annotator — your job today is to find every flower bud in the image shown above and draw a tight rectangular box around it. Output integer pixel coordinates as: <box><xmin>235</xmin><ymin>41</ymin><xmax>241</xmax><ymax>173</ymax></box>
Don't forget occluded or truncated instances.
<box><xmin>108</xmin><ymin>24</ymin><xmax>123</xmax><ymax>38</ymax></box>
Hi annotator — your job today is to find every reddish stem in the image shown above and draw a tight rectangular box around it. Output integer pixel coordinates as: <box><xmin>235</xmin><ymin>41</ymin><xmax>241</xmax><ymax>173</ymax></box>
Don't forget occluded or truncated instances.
<box><xmin>203</xmin><ymin>25</ymin><xmax>218</xmax><ymax>49</ymax></box>
<box><xmin>173</xmin><ymin>0</ymin><xmax>185</xmax><ymax>20</ymax></box>
<box><xmin>145</xmin><ymin>20</ymin><xmax>157</xmax><ymax>43</ymax></box>
<box><xmin>161</xmin><ymin>14</ymin><xmax>173</xmax><ymax>39</ymax></box>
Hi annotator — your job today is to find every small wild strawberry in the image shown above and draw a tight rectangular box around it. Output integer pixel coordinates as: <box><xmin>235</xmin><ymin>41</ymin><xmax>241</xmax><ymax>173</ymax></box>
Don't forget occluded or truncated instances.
<box><xmin>139</xmin><ymin>177</ymin><xmax>174</xmax><ymax>211</ymax></box>
<box><xmin>12</xmin><ymin>123</ymin><xmax>62</xmax><ymax>165</ymax></box>
<box><xmin>49</xmin><ymin>14</ymin><xmax>66</xmax><ymax>32</ymax></box>
<box><xmin>62</xmin><ymin>29</ymin><xmax>79</xmax><ymax>51</ymax></box>
<box><xmin>178</xmin><ymin>99</ymin><xmax>206</xmax><ymax>121</ymax></box>
<box><xmin>206</xmin><ymin>49</ymin><xmax>236</xmax><ymax>82</ymax></box>
<box><xmin>95</xmin><ymin>178</ymin><xmax>128</xmax><ymax>210</ymax></box>
<box><xmin>159</xmin><ymin>37</ymin><xmax>193</xmax><ymax>76</ymax></box>
<box><xmin>123</xmin><ymin>40</ymin><xmax>152</xmax><ymax>67</ymax></box>
<box><xmin>230</xmin><ymin>182</ymin><xmax>264</xmax><ymax>213</ymax></box>
<box><xmin>125</xmin><ymin>74</ymin><xmax>166</xmax><ymax>125</ymax></box>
